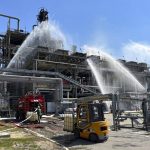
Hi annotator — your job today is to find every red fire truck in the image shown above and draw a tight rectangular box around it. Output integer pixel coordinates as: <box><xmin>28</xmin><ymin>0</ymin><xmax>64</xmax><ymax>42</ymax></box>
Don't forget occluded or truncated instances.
<box><xmin>15</xmin><ymin>91</ymin><xmax>45</xmax><ymax>121</ymax></box>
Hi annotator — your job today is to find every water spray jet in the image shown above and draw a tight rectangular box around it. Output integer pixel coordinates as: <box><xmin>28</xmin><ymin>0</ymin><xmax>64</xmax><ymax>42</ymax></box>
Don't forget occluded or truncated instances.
<box><xmin>85</xmin><ymin>45</ymin><xmax>145</xmax><ymax>94</ymax></box>
<box><xmin>7</xmin><ymin>21</ymin><xmax>67</xmax><ymax>70</ymax></box>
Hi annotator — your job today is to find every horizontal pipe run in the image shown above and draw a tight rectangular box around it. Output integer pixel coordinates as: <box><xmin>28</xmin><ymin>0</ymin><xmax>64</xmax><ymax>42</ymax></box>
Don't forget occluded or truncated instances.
<box><xmin>0</xmin><ymin>13</ymin><xmax>20</xmax><ymax>30</ymax></box>
<box><xmin>0</xmin><ymin>74</ymin><xmax>62</xmax><ymax>83</ymax></box>
<box><xmin>0</xmin><ymin>14</ymin><xmax>20</xmax><ymax>21</ymax></box>
<box><xmin>0</xmin><ymin>68</ymin><xmax>57</xmax><ymax>76</ymax></box>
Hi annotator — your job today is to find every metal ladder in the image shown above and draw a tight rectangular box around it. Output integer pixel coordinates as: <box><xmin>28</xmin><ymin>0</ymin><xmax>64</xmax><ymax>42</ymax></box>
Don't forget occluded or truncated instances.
<box><xmin>57</xmin><ymin>72</ymin><xmax>99</xmax><ymax>95</ymax></box>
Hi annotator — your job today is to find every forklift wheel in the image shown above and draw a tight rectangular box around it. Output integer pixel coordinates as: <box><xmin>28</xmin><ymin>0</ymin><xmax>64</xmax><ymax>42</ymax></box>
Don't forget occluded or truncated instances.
<box><xmin>15</xmin><ymin>111</ymin><xmax>20</xmax><ymax>121</ymax></box>
<box><xmin>74</xmin><ymin>129</ymin><xmax>80</xmax><ymax>139</ymax></box>
<box><xmin>89</xmin><ymin>133</ymin><xmax>98</xmax><ymax>143</ymax></box>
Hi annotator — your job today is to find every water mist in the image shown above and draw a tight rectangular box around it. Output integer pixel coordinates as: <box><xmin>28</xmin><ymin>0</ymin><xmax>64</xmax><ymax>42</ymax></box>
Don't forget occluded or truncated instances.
<box><xmin>7</xmin><ymin>21</ymin><xmax>67</xmax><ymax>69</ymax></box>
<box><xmin>85</xmin><ymin>45</ymin><xmax>145</xmax><ymax>93</ymax></box>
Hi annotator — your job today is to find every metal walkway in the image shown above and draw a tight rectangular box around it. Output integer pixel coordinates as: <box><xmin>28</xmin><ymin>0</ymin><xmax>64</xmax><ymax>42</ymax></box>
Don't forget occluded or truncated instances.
<box><xmin>57</xmin><ymin>72</ymin><xmax>98</xmax><ymax>95</ymax></box>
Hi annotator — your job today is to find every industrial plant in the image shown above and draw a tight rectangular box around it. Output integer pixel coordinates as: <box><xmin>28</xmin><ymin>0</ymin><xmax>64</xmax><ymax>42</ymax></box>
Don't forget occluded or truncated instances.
<box><xmin>1</xmin><ymin>8</ymin><xmax>150</xmax><ymax>150</ymax></box>
<box><xmin>0</xmin><ymin>9</ymin><xmax>149</xmax><ymax>114</ymax></box>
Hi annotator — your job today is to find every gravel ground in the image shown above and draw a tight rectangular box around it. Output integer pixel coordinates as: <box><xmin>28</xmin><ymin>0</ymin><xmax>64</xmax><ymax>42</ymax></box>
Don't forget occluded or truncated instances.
<box><xmin>1</xmin><ymin>113</ymin><xmax>148</xmax><ymax>150</ymax></box>
<box><xmin>63</xmin><ymin>113</ymin><xmax>150</xmax><ymax>150</ymax></box>
<box><xmin>65</xmin><ymin>128</ymin><xmax>150</xmax><ymax>150</ymax></box>
<box><xmin>0</xmin><ymin>119</ymin><xmax>65</xmax><ymax>150</ymax></box>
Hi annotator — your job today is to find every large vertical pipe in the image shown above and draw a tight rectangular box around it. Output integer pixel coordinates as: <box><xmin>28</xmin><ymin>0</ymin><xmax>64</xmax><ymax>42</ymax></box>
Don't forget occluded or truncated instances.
<box><xmin>112</xmin><ymin>94</ymin><xmax>117</xmax><ymax>131</ymax></box>
<box><xmin>17</xmin><ymin>19</ymin><xmax>20</xmax><ymax>31</ymax></box>
<box><xmin>55</xmin><ymin>79</ymin><xmax>63</xmax><ymax>115</ymax></box>
<box><xmin>8</xmin><ymin>18</ymin><xmax>10</xmax><ymax>30</ymax></box>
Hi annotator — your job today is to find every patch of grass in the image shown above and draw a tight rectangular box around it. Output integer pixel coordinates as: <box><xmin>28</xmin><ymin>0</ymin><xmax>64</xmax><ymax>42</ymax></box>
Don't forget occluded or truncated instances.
<box><xmin>69</xmin><ymin>147</ymin><xmax>90</xmax><ymax>150</ymax></box>
<box><xmin>0</xmin><ymin>121</ymin><xmax>15</xmax><ymax>131</ymax></box>
<box><xmin>0</xmin><ymin>125</ymin><xmax>12</xmax><ymax>131</ymax></box>
<box><xmin>0</xmin><ymin>138</ymin><xmax>41</xmax><ymax>150</ymax></box>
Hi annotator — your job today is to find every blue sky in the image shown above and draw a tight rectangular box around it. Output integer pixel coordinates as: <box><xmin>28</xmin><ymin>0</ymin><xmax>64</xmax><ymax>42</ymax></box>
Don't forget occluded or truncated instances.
<box><xmin>1</xmin><ymin>0</ymin><xmax>150</xmax><ymax>62</ymax></box>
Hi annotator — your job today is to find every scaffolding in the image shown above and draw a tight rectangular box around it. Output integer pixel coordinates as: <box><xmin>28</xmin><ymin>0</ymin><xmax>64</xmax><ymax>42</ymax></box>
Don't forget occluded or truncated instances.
<box><xmin>111</xmin><ymin>93</ymin><xmax>150</xmax><ymax>131</ymax></box>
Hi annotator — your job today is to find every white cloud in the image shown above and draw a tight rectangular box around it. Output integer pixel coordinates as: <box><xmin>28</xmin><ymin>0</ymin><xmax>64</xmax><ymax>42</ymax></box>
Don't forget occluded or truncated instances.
<box><xmin>122</xmin><ymin>41</ymin><xmax>150</xmax><ymax>63</ymax></box>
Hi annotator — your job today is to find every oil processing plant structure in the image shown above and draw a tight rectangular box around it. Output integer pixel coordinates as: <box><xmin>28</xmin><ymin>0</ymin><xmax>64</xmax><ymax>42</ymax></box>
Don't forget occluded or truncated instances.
<box><xmin>0</xmin><ymin>8</ymin><xmax>150</xmax><ymax>118</ymax></box>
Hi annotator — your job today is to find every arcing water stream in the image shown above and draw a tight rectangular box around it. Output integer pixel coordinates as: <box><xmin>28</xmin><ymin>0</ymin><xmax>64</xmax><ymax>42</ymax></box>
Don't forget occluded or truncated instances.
<box><xmin>7</xmin><ymin>21</ymin><xmax>67</xmax><ymax>69</ymax></box>
<box><xmin>87</xmin><ymin>58</ymin><xmax>106</xmax><ymax>94</ymax></box>
<box><xmin>85</xmin><ymin>45</ymin><xmax>145</xmax><ymax>94</ymax></box>
<box><xmin>6</xmin><ymin>19</ymin><xmax>145</xmax><ymax>94</ymax></box>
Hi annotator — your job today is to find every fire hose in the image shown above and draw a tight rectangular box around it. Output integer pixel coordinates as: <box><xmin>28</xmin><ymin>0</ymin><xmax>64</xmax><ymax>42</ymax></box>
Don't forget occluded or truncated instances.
<box><xmin>15</xmin><ymin>108</ymin><xmax>38</xmax><ymax>127</ymax></box>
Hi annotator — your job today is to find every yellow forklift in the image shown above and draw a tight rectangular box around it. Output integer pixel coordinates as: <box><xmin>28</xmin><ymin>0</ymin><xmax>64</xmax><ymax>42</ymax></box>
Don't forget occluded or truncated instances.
<box><xmin>64</xmin><ymin>95</ymin><xmax>110</xmax><ymax>142</ymax></box>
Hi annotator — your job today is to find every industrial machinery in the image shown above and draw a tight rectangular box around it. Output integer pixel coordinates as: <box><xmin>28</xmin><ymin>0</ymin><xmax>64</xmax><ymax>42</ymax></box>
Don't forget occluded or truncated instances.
<box><xmin>15</xmin><ymin>91</ymin><xmax>45</xmax><ymax>121</ymax></box>
<box><xmin>37</xmin><ymin>8</ymin><xmax>48</xmax><ymax>23</ymax></box>
<box><xmin>64</xmin><ymin>95</ymin><xmax>110</xmax><ymax>142</ymax></box>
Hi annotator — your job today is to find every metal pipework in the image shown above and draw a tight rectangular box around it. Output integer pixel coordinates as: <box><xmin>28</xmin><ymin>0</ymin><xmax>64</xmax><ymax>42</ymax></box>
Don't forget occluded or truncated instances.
<box><xmin>0</xmin><ymin>74</ymin><xmax>61</xmax><ymax>83</ymax></box>
<box><xmin>0</xmin><ymin>13</ymin><xmax>20</xmax><ymax>30</ymax></box>
<box><xmin>0</xmin><ymin>74</ymin><xmax>63</xmax><ymax>101</ymax></box>
<box><xmin>0</xmin><ymin>68</ymin><xmax>98</xmax><ymax>94</ymax></box>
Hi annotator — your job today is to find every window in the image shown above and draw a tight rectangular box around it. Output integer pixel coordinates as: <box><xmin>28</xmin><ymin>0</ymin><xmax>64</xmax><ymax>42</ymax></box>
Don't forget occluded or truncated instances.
<box><xmin>91</xmin><ymin>104</ymin><xmax>105</xmax><ymax>121</ymax></box>
<box><xmin>93</xmin><ymin>106</ymin><xmax>99</xmax><ymax>119</ymax></box>
<box><xmin>79</xmin><ymin>106</ymin><xmax>88</xmax><ymax>119</ymax></box>
<box><xmin>78</xmin><ymin>105</ymin><xmax>89</xmax><ymax>128</ymax></box>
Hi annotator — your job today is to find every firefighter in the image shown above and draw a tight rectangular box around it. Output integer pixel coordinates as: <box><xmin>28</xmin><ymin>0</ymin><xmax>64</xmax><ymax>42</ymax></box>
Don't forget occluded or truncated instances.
<box><xmin>36</xmin><ymin>105</ymin><xmax>42</xmax><ymax>123</ymax></box>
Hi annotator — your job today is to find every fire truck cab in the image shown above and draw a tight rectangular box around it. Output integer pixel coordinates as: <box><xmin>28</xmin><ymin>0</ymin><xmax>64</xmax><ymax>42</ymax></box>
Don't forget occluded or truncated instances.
<box><xmin>16</xmin><ymin>91</ymin><xmax>45</xmax><ymax>121</ymax></box>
